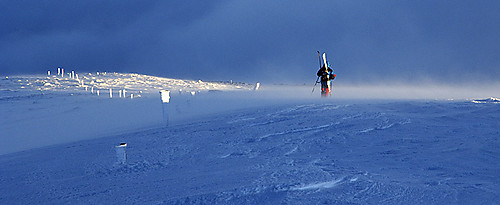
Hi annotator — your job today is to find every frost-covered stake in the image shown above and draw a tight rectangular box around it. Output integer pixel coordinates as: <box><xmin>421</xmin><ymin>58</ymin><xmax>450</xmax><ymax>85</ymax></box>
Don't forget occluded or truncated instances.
<box><xmin>109</xmin><ymin>88</ymin><xmax>113</xmax><ymax>98</ymax></box>
<box><xmin>115</xmin><ymin>143</ymin><xmax>127</xmax><ymax>165</ymax></box>
<box><xmin>254</xmin><ymin>82</ymin><xmax>260</xmax><ymax>91</ymax></box>
<box><xmin>160</xmin><ymin>90</ymin><xmax>170</xmax><ymax>126</ymax></box>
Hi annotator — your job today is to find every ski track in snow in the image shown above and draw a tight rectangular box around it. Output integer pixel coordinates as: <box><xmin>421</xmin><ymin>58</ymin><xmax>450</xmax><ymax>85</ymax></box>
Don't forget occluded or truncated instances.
<box><xmin>258</xmin><ymin>122</ymin><xmax>339</xmax><ymax>141</ymax></box>
<box><xmin>357</xmin><ymin>119</ymin><xmax>412</xmax><ymax>134</ymax></box>
<box><xmin>290</xmin><ymin>177</ymin><xmax>345</xmax><ymax>191</ymax></box>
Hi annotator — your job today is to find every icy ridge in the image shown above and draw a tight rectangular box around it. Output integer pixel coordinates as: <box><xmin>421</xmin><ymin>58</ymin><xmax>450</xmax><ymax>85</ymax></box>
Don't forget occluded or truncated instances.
<box><xmin>472</xmin><ymin>97</ymin><xmax>500</xmax><ymax>104</ymax></box>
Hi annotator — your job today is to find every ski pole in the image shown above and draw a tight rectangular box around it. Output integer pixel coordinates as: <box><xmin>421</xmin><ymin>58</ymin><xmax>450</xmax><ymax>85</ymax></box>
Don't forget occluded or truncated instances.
<box><xmin>312</xmin><ymin>51</ymin><xmax>322</xmax><ymax>95</ymax></box>
<box><xmin>311</xmin><ymin>76</ymin><xmax>320</xmax><ymax>94</ymax></box>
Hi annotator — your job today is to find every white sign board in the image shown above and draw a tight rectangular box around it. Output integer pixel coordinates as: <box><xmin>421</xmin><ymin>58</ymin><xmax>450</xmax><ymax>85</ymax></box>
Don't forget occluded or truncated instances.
<box><xmin>160</xmin><ymin>90</ymin><xmax>170</xmax><ymax>103</ymax></box>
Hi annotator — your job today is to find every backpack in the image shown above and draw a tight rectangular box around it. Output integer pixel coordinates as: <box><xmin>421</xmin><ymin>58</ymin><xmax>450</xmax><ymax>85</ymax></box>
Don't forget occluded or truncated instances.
<box><xmin>330</xmin><ymin>73</ymin><xmax>336</xmax><ymax>80</ymax></box>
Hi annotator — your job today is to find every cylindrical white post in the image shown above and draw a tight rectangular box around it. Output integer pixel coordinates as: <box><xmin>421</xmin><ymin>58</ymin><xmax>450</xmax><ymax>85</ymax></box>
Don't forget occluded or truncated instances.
<box><xmin>85</xmin><ymin>86</ymin><xmax>88</xmax><ymax>91</ymax></box>
<box><xmin>123</xmin><ymin>89</ymin><xmax>126</xmax><ymax>98</ymax></box>
<box><xmin>254</xmin><ymin>82</ymin><xmax>260</xmax><ymax>91</ymax></box>
<box><xmin>115</xmin><ymin>143</ymin><xmax>127</xmax><ymax>165</ymax></box>
<box><xmin>47</xmin><ymin>70</ymin><xmax>51</xmax><ymax>76</ymax></box>
<box><xmin>97</xmin><ymin>90</ymin><xmax>100</xmax><ymax>96</ymax></box>
<box><xmin>61</xmin><ymin>68</ymin><xmax>64</xmax><ymax>78</ymax></box>
<box><xmin>57</xmin><ymin>68</ymin><xmax>61</xmax><ymax>76</ymax></box>
<box><xmin>160</xmin><ymin>90</ymin><xmax>170</xmax><ymax>127</ymax></box>
<box><xmin>119</xmin><ymin>90</ymin><xmax>122</xmax><ymax>98</ymax></box>
<box><xmin>109</xmin><ymin>88</ymin><xmax>113</xmax><ymax>98</ymax></box>
<box><xmin>72</xmin><ymin>71</ymin><xmax>75</xmax><ymax>79</ymax></box>
<box><xmin>76</xmin><ymin>74</ymin><xmax>79</xmax><ymax>80</ymax></box>
<box><xmin>131</xmin><ymin>94</ymin><xmax>134</xmax><ymax>99</ymax></box>
<box><xmin>91</xmin><ymin>87</ymin><xmax>94</xmax><ymax>93</ymax></box>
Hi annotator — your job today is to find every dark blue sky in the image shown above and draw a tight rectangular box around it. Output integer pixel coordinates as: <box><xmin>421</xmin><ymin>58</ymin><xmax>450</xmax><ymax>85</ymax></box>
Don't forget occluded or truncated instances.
<box><xmin>1</xmin><ymin>0</ymin><xmax>499</xmax><ymax>84</ymax></box>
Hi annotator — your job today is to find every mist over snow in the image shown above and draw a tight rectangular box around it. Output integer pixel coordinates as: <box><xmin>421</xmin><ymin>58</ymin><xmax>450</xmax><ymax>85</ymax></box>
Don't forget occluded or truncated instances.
<box><xmin>1</xmin><ymin>71</ymin><xmax>499</xmax><ymax>156</ymax></box>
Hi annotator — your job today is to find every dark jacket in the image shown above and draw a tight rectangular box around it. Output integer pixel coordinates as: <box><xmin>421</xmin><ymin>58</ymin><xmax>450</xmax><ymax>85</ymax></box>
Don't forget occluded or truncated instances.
<box><xmin>317</xmin><ymin>65</ymin><xmax>334</xmax><ymax>82</ymax></box>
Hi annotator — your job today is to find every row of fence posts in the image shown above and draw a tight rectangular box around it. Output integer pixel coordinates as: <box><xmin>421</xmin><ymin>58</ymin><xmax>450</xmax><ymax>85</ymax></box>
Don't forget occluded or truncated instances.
<box><xmin>47</xmin><ymin>69</ymin><xmax>139</xmax><ymax>99</ymax></box>
<box><xmin>85</xmin><ymin>86</ymin><xmax>135</xmax><ymax>99</ymax></box>
<box><xmin>48</xmin><ymin>68</ymin><xmax>79</xmax><ymax>80</ymax></box>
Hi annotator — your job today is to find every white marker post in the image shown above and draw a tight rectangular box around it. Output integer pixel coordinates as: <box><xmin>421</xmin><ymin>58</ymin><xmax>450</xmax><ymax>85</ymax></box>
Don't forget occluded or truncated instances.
<box><xmin>109</xmin><ymin>88</ymin><xmax>113</xmax><ymax>98</ymax></box>
<box><xmin>97</xmin><ymin>90</ymin><xmax>100</xmax><ymax>96</ymax></box>
<box><xmin>115</xmin><ymin>143</ymin><xmax>127</xmax><ymax>165</ymax></box>
<box><xmin>91</xmin><ymin>87</ymin><xmax>94</xmax><ymax>94</ymax></box>
<box><xmin>47</xmin><ymin>70</ymin><xmax>51</xmax><ymax>76</ymax></box>
<box><xmin>71</xmin><ymin>71</ymin><xmax>75</xmax><ymax>79</ymax></box>
<box><xmin>160</xmin><ymin>90</ymin><xmax>170</xmax><ymax>127</ymax></box>
<box><xmin>254</xmin><ymin>82</ymin><xmax>260</xmax><ymax>91</ymax></box>
<box><xmin>61</xmin><ymin>68</ymin><xmax>64</xmax><ymax>78</ymax></box>
<box><xmin>119</xmin><ymin>90</ymin><xmax>122</xmax><ymax>98</ymax></box>
<box><xmin>57</xmin><ymin>68</ymin><xmax>61</xmax><ymax>76</ymax></box>
<box><xmin>123</xmin><ymin>89</ymin><xmax>126</xmax><ymax>98</ymax></box>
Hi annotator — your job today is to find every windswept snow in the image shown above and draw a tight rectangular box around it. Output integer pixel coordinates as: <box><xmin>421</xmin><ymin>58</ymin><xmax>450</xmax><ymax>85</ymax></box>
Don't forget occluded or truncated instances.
<box><xmin>1</xmin><ymin>96</ymin><xmax>499</xmax><ymax>204</ymax></box>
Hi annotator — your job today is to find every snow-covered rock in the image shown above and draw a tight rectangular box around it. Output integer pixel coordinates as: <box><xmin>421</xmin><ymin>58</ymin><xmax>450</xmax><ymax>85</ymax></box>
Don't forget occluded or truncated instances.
<box><xmin>472</xmin><ymin>97</ymin><xmax>500</xmax><ymax>104</ymax></box>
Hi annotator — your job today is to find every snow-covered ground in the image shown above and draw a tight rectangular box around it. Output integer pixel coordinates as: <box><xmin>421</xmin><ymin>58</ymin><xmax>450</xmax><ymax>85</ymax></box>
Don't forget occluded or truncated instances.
<box><xmin>0</xmin><ymin>72</ymin><xmax>254</xmax><ymax>155</ymax></box>
<box><xmin>1</xmin><ymin>73</ymin><xmax>499</xmax><ymax>204</ymax></box>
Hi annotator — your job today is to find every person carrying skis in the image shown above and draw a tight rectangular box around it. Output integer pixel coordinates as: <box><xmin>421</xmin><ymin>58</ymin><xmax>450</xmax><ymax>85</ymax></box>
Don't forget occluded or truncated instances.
<box><xmin>316</xmin><ymin>61</ymin><xmax>335</xmax><ymax>97</ymax></box>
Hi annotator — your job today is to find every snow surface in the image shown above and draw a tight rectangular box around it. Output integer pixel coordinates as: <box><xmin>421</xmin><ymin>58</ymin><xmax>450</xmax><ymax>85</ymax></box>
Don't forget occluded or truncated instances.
<box><xmin>1</xmin><ymin>73</ymin><xmax>500</xmax><ymax>204</ymax></box>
